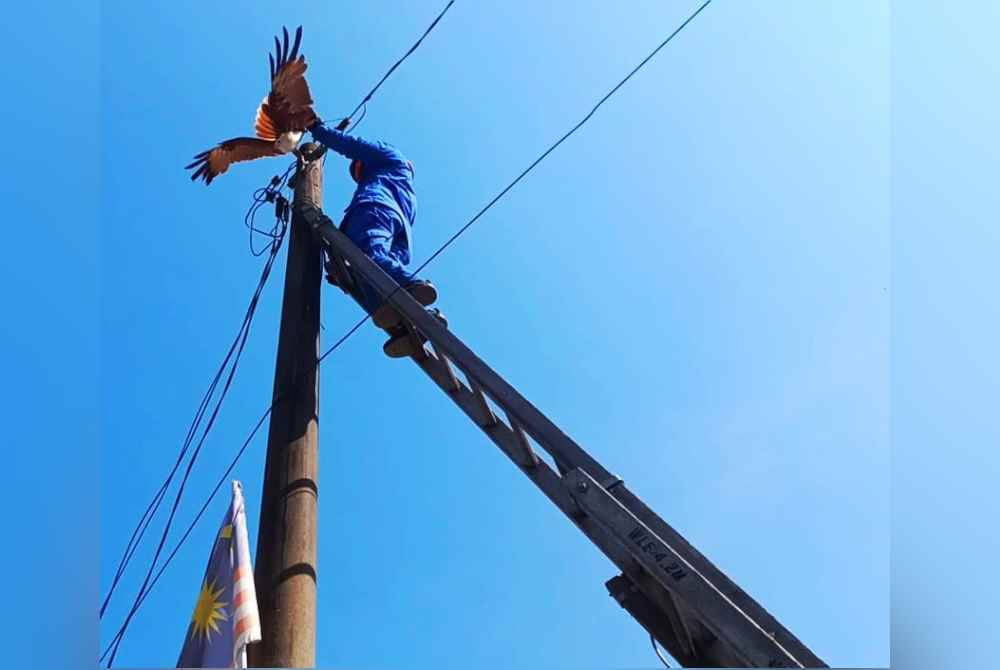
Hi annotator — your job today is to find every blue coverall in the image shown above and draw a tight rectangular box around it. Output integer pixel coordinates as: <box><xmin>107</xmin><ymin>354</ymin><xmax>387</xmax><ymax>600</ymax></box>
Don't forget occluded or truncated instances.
<box><xmin>309</xmin><ymin>124</ymin><xmax>419</xmax><ymax>314</ymax></box>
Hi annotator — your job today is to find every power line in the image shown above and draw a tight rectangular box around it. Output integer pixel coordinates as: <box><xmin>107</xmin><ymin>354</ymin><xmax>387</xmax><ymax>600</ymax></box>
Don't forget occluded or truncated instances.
<box><xmin>105</xmin><ymin>227</ymin><xmax>287</xmax><ymax>667</ymax></box>
<box><xmin>414</xmin><ymin>0</ymin><xmax>712</xmax><ymax>274</ymax></box>
<box><xmin>100</xmin><ymin>165</ymin><xmax>294</xmax><ymax>619</ymax></box>
<box><xmin>99</xmin><ymin>165</ymin><xmax>297</xmax><ymax>623</ymax></box>
<box><xmin>345</xmin><ymin>0</ymin><xmax>455</xmax><ymax>120</ymax></box>
<box><xmin>101</xmin><ymin>4</ymin><xmax>456</xmax><ymax>659</ymax></box>
<box><xmin>247</xmin><ymin>162</ymin><xmax>298</xmax><ymax>255</ymax></box>
<box><xmin>101</xmin><ymin>0</ymin><xmax>712</xmax><ymax>657</ymax></box>
<box><xmin>103</xmin><ymin>229</ymin><xmax>285</xmax><ymax>666</ymax></box>
<box><xmin>347</xmin><ymin>102</ymin><xmax>368</xmax><ymax>133</ymax></box>
<box><xmin>110</xmin><ymin>0</ymin><xmax>713</xmax><ymax>633</ymax></box>
<box><xmin>326</xmin><ymin>0</ymin><xmax>713</xmax><ymax>356</ymax></box>
<box><xmin>100</xmin><ymin>170</ymin><xmax>293</xmax><ymax>666</ymax></box>
<box><xmin>99</xmin><ymin>301</ymin><xmax>373</xmax><ymax>662</ymax></box>
<box><xmin>99</xmin><ymin>403</ymin><xmax>274</xmax><ymax>663</ymax></box>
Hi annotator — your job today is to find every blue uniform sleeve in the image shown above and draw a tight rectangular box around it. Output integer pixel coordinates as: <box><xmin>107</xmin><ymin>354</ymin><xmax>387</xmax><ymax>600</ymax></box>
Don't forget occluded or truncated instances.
<box><xmin>309</xmin><ymin>124</ymin><xmax>407</xmax><ymax>167</ymax></box>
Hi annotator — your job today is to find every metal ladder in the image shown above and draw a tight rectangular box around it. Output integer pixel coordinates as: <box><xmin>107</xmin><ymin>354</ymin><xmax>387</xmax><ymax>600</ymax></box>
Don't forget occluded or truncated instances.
<box><xmin>300</xmin><ymin>202</ymin><xmax>828</xmax><ymax>669</ymax></box>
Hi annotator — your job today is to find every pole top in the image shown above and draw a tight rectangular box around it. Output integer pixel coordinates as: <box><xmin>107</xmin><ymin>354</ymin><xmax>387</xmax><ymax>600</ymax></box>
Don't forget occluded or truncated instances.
<box><xmin>297</xmin><ymin>142</ymin><xmax>326</xmax><ymax>164</ymax></box>
<box><xmin>292</xmin><ymin>142</ymin><xmax>324</xmax><ymax>208</ymax></box>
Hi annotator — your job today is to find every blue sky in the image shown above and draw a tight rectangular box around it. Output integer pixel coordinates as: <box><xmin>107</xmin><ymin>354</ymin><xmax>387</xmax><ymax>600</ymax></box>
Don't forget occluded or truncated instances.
<box><xmin>890</xmin><ymin>3</ymin><xmax>1000</xmax><ymax>669</ymax></box>
<box><xmin>96</xmin><ymin>1</ymin><xmax>888</xmax><ymax>667</ymax></box>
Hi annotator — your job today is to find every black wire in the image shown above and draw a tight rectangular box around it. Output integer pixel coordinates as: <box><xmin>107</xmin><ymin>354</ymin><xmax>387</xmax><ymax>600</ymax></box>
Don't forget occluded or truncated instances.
<box><xmin>345</xmin><ymin>0</ymin><xmax>456</xmax><ymax>120</ymax></box>
<box><xmin>99</xmin><ymin>403</ymin><xmax>275</xmax><ymax>664</ymax></box>
<box><xmin>104</xmin><ymin>0</ymin><xmax>454</xmax><ymax>648</ymax></box>
<box><xmin>99</xmin><ymin>163</ymin><xmax>295</xmax><ymax>622</ymax></box>
<box><xmin>326</xmin><ymin>0</ymin><xmax>715</xmax><ymax>349</ymax></box>
<box><xmin>413</xmin><ymin>0</ymin><xmax>713</xmax><ymax>276</ymax></box>
<box><xmin>98</xmin><ymin>309</ymin><xmax>368</xmax><ymax>663</ymax></box>
<box><xmin>321</xmin><ymin>0</ymin><xmax>715</xmax><ymax>354</ymax></box>
<box><xmin>247</xmin><ymin>161</ymin><xmax>297</xmax><ymax>256</ymax></box>
<box><xmin>99</xmin><ymin>304</ymin><xmax>370</xmax><ymax>664</ymax></box>
<box><xmin>347</xmin><ymin>103</ymin><xmax>368</xmax><ymax>133</ymax></box>
<box><xmin>101</xmin><ymin>1</ymin><xmax>712</xmax><ymax>656</ymax></box>
<box><xmin>100</xmin><ymin>324</ymin><xmax>246</xmax><ymax>616</ymax></box>
<box><xmin>100</xmin><ymin>171</ymin><xmax>292</xmax><ymax>666</ymax></box>
<box><xmin>104</xmin><ymin>227</ymin><xmax>286</xmax><ymax>667</ymax></box>
<box><xmin>99</xmin><ymin>480</ymin><xmax>169</xmax><ymax>619</ymax></box>
<box><xmin>100</xmin><ymin>0</ymin><xmax>455</xmax><ymax>648</ymax></box>
<box><xmin>103</xmin><ymin>240</ymin><xmax>284</xmax><ymax>666</ymax></box>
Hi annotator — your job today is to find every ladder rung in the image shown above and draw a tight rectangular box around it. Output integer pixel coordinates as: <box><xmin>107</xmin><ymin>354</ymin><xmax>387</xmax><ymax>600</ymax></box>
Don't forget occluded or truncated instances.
<box><xmin>506</xmin><ymin>412</ymin><xmax>541</xmax><ymax>468</ymax></box>
<box><xmin>327</xmin><ymin>249</ymin><xmax>357</xmax><ymax>294</ymax></box>
<box><xmin>332</xmin><ymin>254</ymin><xmax>354</xmax><ymax>288</ymax></box>
<box><xmin>402</xmin><ymin>322</ymin><xmax>428</xmax><ymax>361</ymax></box>
<box><xmin>429</xmin><ymin>342</ymin><xmax>461</xmax><ymax>393</ymax></box>
<box><xmin>311</xmin><ymin>200</ymin><xmax>828</xmax><ymax>669</ymax></box>
<box><xmin>467</xmin><ymin>376</ymin><xmax>499</xmax><ymax>427</ymax></box>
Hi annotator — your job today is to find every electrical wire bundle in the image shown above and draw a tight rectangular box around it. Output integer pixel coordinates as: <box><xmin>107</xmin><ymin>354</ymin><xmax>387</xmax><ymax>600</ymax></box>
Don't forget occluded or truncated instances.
<box><xmin>100</xmin><ymin>164</ymin><xmax>295</xmax><ymax>666</ymax></box>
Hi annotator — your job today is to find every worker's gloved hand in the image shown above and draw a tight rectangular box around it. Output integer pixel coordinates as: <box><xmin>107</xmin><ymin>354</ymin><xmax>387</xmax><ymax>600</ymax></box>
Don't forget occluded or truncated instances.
<box><xmin>306</xmin><ymin>114</ymin><xmax>323</xmax><ymax>131</ymax></box>
<box><xmin>335</xmin><ymin>117</ymin><xmax>351</xmax><ymax>132</ymax></box>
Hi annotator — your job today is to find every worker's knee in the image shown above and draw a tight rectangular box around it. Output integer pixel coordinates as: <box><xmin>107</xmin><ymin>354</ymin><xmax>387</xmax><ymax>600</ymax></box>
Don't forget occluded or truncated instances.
<box><xmin>355</xmin><ymin>228</ymin><xmax>393</xmax><ymax>257</ymax></box>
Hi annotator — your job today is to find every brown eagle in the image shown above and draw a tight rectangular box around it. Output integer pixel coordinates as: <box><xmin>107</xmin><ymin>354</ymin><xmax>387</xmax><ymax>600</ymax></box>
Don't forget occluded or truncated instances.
<box><xmin>185</xmin><ymin>26</ymin><xmax>318</xmax><ymax>185</ymax></box>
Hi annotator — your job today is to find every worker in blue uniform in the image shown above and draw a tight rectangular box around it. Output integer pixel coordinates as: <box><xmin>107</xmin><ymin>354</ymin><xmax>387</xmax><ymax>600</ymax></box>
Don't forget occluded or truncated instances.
<box><xmin>308</xmin><ymin>118</ymin><xmax>443</xmax><ymax>358</ymax></box>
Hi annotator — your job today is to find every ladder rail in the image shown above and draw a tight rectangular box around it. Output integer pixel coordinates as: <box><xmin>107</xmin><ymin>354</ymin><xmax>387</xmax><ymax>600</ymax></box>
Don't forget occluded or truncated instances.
<box><xmin>417</xmin><ymin>346</ymin><xmax>764</xmax><ymax>667</ymax></box>
<box><xmin>308</xmin><ymin>212</ymin><xmax>613</xmax><ymax>481</ymax></box>
<box><xmin>304</xmin><ymin>207</ymin><xmax>827</xmax><ymax>668</ymax></box>
<box><xmin>415</xmin><ymin>349</ymin><xmax>724</xmax><ymax>633</ymax></box>
<box><xmin>418</xmin><ymin>344</ymin><xmax>804</xmax><ymax>667</ymax></box>
<box><xmin>325</xmin><ymin>250</ymin><xmax>353</xmax><ymax>290</ymax></box>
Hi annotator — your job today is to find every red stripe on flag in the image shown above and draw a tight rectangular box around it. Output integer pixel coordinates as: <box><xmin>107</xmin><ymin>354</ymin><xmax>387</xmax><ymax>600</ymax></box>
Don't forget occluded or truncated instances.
<box><xmin>235</xmin><ymin>616</ymin><xmax>257</xmax><ymax>638</ymax></box>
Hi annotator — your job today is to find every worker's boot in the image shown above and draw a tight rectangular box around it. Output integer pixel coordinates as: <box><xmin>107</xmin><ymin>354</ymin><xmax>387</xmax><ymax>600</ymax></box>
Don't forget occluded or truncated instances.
<box><xmin>372</xmin><ymin>303</ymin><xmax>403</xmax><ymax>329</ymax></box>
<box><xmin>372</xmin><ymin>280</ymin><xmax>439</xmax><ymax>329</ymax></box>
<box><xmin>405</xmin><ymin>280</ymin><xmax>438</xmax><ymax>307</ymax></box>
<box><xmin>383</xmin><ymin>308</ymin><xmax>448</xmax><ymax>358</ymax></box>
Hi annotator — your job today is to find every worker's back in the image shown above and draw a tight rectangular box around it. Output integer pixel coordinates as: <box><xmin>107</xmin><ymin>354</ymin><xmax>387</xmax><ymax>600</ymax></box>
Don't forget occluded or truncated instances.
<box><xmin>348</xmin><ymin>148</ymin><xmax>416</xmax><ymax>229</ymax></box>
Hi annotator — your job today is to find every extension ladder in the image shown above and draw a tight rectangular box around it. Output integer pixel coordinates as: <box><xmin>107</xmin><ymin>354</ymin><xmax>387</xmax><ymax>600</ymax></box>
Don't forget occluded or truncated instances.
<box><xmin>299</xmin><ymin>201</ymin><xmax>828</xmax><ymax>669</ymax></box>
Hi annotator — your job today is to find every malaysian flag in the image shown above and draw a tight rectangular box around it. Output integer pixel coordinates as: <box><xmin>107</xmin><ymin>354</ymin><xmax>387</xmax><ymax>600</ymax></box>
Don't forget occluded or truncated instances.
<box><xmin>177</xmin><ymin>481</ymin><xmax>261</xmax><ymax>668</ymax></box>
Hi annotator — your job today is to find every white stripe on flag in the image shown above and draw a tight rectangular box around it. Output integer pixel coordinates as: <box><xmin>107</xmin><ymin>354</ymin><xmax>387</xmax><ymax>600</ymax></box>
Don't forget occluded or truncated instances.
<box><xmin>230</xmin><ymin>481</ymin><xmax>262</xmax><ymax>669</ymax></box>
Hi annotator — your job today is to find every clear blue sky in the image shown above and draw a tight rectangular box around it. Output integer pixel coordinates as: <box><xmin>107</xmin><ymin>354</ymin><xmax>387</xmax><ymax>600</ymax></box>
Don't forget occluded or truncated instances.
<box><xmin>890</xmin><ymin>3</ymin><xmax>1000</xmax><ymax>669</ymax></box>
<box><xmin>96</xmin><ymin>1</ymin><xmax>888</xmax><ymax>667</ymax></box>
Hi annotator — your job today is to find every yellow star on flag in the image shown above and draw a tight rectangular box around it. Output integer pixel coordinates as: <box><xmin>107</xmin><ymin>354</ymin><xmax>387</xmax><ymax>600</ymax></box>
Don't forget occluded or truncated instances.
<box><xmin>190</xmin><ymin>578</ymin><xmax>228</xmax><ymax>642</ymax></box>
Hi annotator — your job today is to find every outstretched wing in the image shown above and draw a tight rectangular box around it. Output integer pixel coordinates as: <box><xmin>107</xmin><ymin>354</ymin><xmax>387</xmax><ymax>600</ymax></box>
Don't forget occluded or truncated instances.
<box><xmin>185</xmin><ymin>137</ymin><xmax>281</xmax><ymax>185</ymax></box>
<box><xmin>184</xmin><ymin>27</ymin><xmax>314</xmax><ymax>185</ymax></box>
<box><xmin>255</xmin><ymin>26</ymin><xmax>317</xmax><ymax>140</ymax></box>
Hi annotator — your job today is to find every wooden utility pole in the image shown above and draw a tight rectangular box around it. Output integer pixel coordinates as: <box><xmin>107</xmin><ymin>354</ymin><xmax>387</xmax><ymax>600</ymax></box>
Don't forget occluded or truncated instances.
<box><xmin>249</xmin><ymin>143</ymin><xmax>323</xmax><ymax>668</ymax></box>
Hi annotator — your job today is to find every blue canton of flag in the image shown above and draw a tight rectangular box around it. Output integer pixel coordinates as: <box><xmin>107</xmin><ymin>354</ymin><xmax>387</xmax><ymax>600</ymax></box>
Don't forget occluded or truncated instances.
<box><xmin>177</xmin><ymin>481</ymin><xmax>261</xmax><ymax>668</ymax></box>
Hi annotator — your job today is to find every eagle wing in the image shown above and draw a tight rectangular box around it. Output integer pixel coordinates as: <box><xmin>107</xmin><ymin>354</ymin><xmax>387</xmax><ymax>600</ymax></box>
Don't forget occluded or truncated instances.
<box><xmin>186</xmin><ymin>26</ymin><xmax>316</xmax><ymax>185</ymax></box>
<box><xmin>184</xmin><ymin>137</ymin><xmax>282</xmax><ymax>185</ymax></box>
<box><xmin>255</xmin><ymin>26</ymin><xmax>317</xmax><ymax>141</ymax></box>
